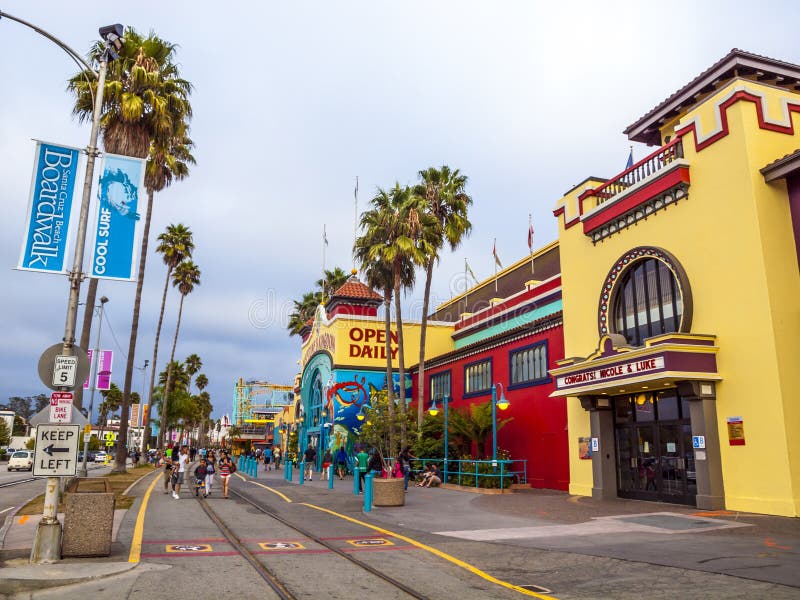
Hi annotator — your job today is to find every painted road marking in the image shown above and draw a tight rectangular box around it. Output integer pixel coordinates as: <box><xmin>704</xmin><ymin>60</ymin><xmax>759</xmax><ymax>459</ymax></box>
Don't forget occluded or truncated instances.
<box><xmin>166</xmin><ymin>544</ymin><xmax>213</xmax><ymax>553</ymax></box>
<box><xmin>346</xmin><ymin>538</ymin><xmax>394</xmax><ymax>547</ymax></box>
<box><xmin>0</xmin><ymin>507</ymin><xmax>14</xmax><ymax>515</ymax></box>
<box><xmin>143</xmin><ymin>538</ymin><xmax>226</xmax><ymax>544</ymax></box>
<box><xmin>18</xmin><ymin>515</ymin><xmax>28</xmax><ymax>525</ymax></box>
<box><xmin>141</xmin><ymin>551</ymin><xmax>239</xmax><ymax>559</ymax></box>
<box><xmin>248</xmin><ymin>480</ymin><xmax>293</xmax><ymax>503</ymax></box>
<box><xmin>302</xmin><ymin>503</ymin><xmax>555</xmax><ymax>600</ymax></box>
<box><xmin>259</xmin><ymin>541</ymin><xmax>306</xmax><ymax>550</ymax></box>
<box><xmin>128</xmin><ymin>470</ymin><xmax>161</xmax><ymax>563</ymax></box>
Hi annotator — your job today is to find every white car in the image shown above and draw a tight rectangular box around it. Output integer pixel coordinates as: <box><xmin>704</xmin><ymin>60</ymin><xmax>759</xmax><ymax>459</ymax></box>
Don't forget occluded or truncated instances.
<box><xmin>8</xmin><ymin>450</ymin><xmax>33</xmax><ymax>471</ymax></box>
<box><xmin>94</xmin><ymin>451</ymin><xmax>109</xmax><ymax>463</ymax></box>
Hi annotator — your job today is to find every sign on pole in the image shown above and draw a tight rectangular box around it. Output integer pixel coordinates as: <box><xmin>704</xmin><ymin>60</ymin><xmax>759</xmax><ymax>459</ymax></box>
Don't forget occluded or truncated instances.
<box><xmin>52</xmin><ymin>355</ymin><xmax>78</xmax><ymax>387</ymax></box>
<box><xmin>33</xmin><ymin>424</ymin><xmax>79</xmax><ymax>477</ymax></box>
<box><xmin>49</xmin><ymin>392</ymin><xmax>73</xmax><ymax>423</ymax></box>
<box><xmin>17</xmin><ymin>141</ymin><xmax>82</xmax><ymax>274</ymax></box>
<box><xmin>88</xmin><ymin>153</ymin><xmax>147</xmax><ymax>281</ymax></box>
<box><xmin>83</xmin><ymin>349</ymin><xmax>114</xmax><ymax>390</ymax></box>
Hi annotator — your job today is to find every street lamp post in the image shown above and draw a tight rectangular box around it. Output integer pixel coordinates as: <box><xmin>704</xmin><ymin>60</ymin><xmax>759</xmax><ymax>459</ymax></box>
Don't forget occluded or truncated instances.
<box><xmin>79</xmin><ymin>296</ymin><xmax>109</xmax><ymax>477</ymax></box>
<box><xmin>491</xmin><ymin>383</ymin><xmax>510</xmax><ymax>466</ymax></box>
<box><xmin>428</xmin><ymin>395</ymin><xmax>452</xmax><ymax>483</ymax></box>
<box><xmin>0</xmin><ymin>12</ymin><xmax>125</xmax><ymax>564</ymax></box>
<box><xmin>137</xmin><ymin>359</ymin><xmax>149</xmax><ymax>454</ymax></box>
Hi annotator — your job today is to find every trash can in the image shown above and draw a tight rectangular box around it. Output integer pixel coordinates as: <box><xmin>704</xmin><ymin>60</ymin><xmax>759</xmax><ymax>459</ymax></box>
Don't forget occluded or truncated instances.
<box><xmin>62</xmin><ymin>477</ymin><xmax>115</xmax><ymax>557</ymax></box>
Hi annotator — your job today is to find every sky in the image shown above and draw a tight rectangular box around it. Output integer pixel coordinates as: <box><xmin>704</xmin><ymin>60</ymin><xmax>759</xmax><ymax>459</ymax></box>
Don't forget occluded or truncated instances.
<box><xmin>1</xmin><ymin>1</ymin><xmax>798</xmax><ymax>423</ymax></box>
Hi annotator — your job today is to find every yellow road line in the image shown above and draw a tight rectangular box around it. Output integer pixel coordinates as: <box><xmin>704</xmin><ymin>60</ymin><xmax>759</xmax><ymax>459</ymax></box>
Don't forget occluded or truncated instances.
<box><xmin>234</xmin><ymin>472</ymin><xmax>247</xmax><ymax>481</ymax></box>
<box><xmin>302</xmin><ymin>503</ymin><xmax>556</xmax><ymax>599</ymax></box>
<box><xmin>128</xmin><ymin>472</ymin><xmax>160</xmax><ymax>563</ymax></box>
<box><xmin>248</xmin><ymin>480</ymin><xmax>293</xmax><ymax>504</ymax></box>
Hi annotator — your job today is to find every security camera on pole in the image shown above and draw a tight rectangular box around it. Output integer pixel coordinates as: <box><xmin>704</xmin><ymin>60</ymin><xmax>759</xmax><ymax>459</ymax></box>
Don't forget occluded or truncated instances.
<box><xmin>0</xmin><ymin>11</ymin><xmax>124</xmax><ymax>563</ymax></box>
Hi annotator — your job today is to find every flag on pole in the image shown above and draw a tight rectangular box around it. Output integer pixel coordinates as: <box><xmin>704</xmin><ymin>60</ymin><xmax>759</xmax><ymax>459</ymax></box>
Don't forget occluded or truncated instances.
<box><xmin>625</xmin><ymin>146</ymin><xmax>634</xmax><ymax>170</ymax></box>
<box><xmin>528</xmin><ymin>215</ymin><xmax>535</xmax><ymax>274</ymax></box>
<box><xmin>465</xmin><ymin>259</ymin><xmax>478</xmax><ymax>284</ymax></box>
<box><xmin>492</xmin><ymin>238</ymin><xmax>503</xmax><ymax>269</ymax></box>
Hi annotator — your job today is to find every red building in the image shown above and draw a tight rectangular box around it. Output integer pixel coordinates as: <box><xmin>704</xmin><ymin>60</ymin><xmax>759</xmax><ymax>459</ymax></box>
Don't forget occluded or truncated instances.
<box><xmin>411</xmin><ymin>242</ymin><xmax>568</xmax><ymax>491</ymax></box>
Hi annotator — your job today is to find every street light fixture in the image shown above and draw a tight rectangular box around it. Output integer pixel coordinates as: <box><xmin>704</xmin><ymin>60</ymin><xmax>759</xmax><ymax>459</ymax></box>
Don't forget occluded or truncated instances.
<box><xmin>0</xmin><ymin>13</ymin><xmax>124</xmax><ymax>564</ymax></box>
<box><xmin>491</xmin><ymin>383</ymin><xmax>510</xmax><ymax>466</ymax></box>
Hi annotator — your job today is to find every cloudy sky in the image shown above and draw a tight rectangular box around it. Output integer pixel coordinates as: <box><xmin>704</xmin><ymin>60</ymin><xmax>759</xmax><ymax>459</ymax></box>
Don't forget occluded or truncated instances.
<box><xmin>1</xmin><ymin>1</ymin><xmax>797</xmax><ymax>422</ymax></box>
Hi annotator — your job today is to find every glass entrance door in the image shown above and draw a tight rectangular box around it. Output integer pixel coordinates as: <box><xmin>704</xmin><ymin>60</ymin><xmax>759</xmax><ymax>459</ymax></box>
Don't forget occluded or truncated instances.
<box><xmin>614</xmin><ymin>391</ymin><xmax>695</xmax><ymax>505</ymax></box>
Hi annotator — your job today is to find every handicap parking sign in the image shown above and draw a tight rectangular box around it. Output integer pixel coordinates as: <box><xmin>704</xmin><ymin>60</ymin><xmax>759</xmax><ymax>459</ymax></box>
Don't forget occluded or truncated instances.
<box><xmin>692</xmin><ymin>435</ymin><xmax>706</xmax><ymax>449</ymax></box>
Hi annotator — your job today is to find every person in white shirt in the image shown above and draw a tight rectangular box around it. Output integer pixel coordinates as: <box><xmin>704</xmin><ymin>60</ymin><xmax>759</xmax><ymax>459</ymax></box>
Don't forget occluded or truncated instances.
<box><xmin>173</xmin><ymin>446</ymin><xmax>189</xmax><ymax>499</ymax></box>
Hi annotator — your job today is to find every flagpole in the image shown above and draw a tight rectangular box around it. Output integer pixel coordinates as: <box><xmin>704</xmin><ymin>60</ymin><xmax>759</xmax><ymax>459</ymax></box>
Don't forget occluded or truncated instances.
<box><xmin>529</xmin><ymin>214</ymin><xmax>534</xmax><ymax>275</ymax></box>
<box><xmin>322</xmin><ymin>224</ymin><xmax>327</xmax><ymax>303</ymax></box>
<box><xmin>464</xmin><ymin>257</ymin><xmax>468</xmax><ymax>312</ymax></box>
<box><xmin>493</xmin><ymin>238</ymin><xmax>498</xmax><ymax>293</ymax></box>
<box><xmin>353</xmin><ymin>176</ymin><xmax>358</xmax><ymax>272</ymax></box>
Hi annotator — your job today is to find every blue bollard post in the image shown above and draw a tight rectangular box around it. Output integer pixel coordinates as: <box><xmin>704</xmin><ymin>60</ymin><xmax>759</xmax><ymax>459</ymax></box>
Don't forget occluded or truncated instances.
<box><xmin>299</xmin><ymin>461</ymin><xmax>305</xmax><ymax>485</ymax></box>
<box><xmin>353</xmin><ymin>467</ymin><xmax>360</xmax><ymax>495</ymax></box>
<box><xmin>364</xmin><ymin>472</ymin><xmax>375</xmax><ymax>512</ymax></box>
<box><xmin>287</xmin><ymin>460</ymin><xmax>293</xmax><ymax>482</ymax></box>
<box><xmin>328</xmin><ymin>464</ymin><xmax>334</xmax><ymax>489</ymax></box>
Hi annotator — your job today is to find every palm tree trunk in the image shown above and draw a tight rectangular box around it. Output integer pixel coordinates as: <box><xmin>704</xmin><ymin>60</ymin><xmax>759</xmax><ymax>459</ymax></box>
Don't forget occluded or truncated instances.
<box><xmin>382</xmin><ymin>291</ymin><xmax>395</xmax><ymax>455</ymax></box>
<box><xmin>417</xmin><ymin>258</ymin><xmax>435</xmax><ymax>433</ymax></box>
<box><xmin>152</xmin><ymin>267</ymin><xmax>173</xmax><ymax>448</ymax></box>
<box><xmin>74</xmin><ymin>278</ymin><xmax>98</xmax><ymax>412</ymax></box>
<box><xmin>393</xmin><ymin>269</ymin><xmax>407</xmax><ymax>452</ymax></box>
<box><xmin>160</xmin><ymin>294</ymin><xmax>185</xmax><ymax>449</ymax></box>
<box><xmin>115</xmin><ymin>187</ymin><xmax>155</xmax><ymax>473</ymax></box>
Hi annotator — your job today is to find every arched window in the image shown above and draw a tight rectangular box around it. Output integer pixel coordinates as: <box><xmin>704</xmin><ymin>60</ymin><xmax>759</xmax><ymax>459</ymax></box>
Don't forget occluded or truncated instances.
<box><xmin>611</xmin><ymin>257</ymin><xmax>683</xmax><ymax>346</ymax></box>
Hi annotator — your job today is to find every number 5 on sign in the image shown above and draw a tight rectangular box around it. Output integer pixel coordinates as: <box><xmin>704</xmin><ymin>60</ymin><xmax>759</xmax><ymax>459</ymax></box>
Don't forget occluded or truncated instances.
<box><xmin>52</xmin><ymin>355</ymin><xmax>78</xmax><ymax>387</ymax></box>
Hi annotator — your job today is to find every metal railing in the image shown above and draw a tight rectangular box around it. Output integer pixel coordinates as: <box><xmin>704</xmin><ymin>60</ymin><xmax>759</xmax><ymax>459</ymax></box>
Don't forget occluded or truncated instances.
<box><xmin>587</xmin><ymin>138</ymin><xmax>684</xmax><ymax>205</ymax></box>
<box><xmin>413</xmin><ymin>458</ymin><xmax>527</xmax><ymax>491</ymax></box>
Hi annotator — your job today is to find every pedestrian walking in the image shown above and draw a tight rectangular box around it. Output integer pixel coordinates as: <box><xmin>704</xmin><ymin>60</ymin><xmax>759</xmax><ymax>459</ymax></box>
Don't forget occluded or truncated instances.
<box><xmin>263</xmin><ymin>446</ymin><xmax>273</xmax><ymax>471</ymax></box>
<box><xmin>322</xmin><ymin>449</ymin><xmax>333</xmax><ymax>480</ymax></box>
<box><xmin>173</xmin><ymin>446</ymin><xmax>189</xmax><ymax>499</ymax></box>
<box><xmin>398</xmin><ymin>446</ymin><xmax>417</xmax><ymax>491</ymax></box>
<box><xmin>356</xmin><ymin>446</ymin><xmax>369</xmax><ymax>491</ymax></box>
<box><xmin>273</xmin><ymin>446</ymin><xmax>281</xmax><ymax>468</ymax></box>
<box><xmin>205</xmin><ymin>454</ymin><xmax>216</xmax><ymax>496</ymax></box>
<box><xmin>218</xmin><ymin>451</ymin><xmax>233</xmax><ymax>499</ymax></box>
<box><xmin>303</xmin><ymin>446</ymin><xmax>317</xmax><ymax>481</ymax></box>
<box><xmin>336</xmin><ymin>446</ymin><xmax>348</xmax><ymax>480</ymax></box>
<box><xmin>194</xmin><ymin>459</ymin><xmax>208</xmax><ymax>497</ymax></box>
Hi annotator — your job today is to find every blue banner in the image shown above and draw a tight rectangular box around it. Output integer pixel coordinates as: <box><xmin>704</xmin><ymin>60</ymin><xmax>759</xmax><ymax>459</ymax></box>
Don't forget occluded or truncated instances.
<box><xmin>89</xmin><ymin>153</ymin><xmax>146</xmax><ymax>281</ymax></box>
<box><xmin>18</xmin><ymin>141</ymin><xmax>81</xmax><ymax>273</ymax></box>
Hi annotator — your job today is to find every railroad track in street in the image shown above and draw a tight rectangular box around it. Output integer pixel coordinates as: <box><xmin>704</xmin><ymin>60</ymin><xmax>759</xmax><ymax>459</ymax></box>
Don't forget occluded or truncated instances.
<box><xmin>196</xmin><ymin>485</ymin><xmax>429</xmax><ymax>600</ymax></box>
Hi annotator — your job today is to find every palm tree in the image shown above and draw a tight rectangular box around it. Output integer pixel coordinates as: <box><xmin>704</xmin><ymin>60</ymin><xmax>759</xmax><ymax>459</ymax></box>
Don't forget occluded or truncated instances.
<box><xmin>69</xmin><ymin>29</ymin><xmax>193</xmax><ymax>472</ymax></box>
<box><xmin>97</xmin><ymin>383</ymin><xmax>123</xmax><ymax>440</ymax></box>
<box><xmin>185</xmin><ymin>353</ymin><xmax>202</xmax><ymax>388</ymax></box>
<box><xmin>412</xmin><ymin>166</ymin><xmax>472</xmax><ymax>429</ymax></box>
<box><xmin>287</xmin><ymin>292</ymin><xmax>319</xmax><ymax>337</ymax></box>
<box><xmin>315</xmin><ymin>267</ymin><xmax>350</xmax><ymax>301</ymax></box>
<box><xmin>158</xmin><ymin>260</ymin><xmax>201</xmax><ymax>448</ymax></box>
<box><xmin>195</xmin><ymin>373</ymin><xmax>208</xmax><ymax>392</ymax></box>
<box><xmin>355</xmin><ymin>184</ymin><xmax>429</xmax><ymax>450</ymax></box>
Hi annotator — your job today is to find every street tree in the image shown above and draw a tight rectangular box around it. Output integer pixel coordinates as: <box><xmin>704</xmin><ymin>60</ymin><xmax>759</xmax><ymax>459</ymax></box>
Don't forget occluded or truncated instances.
<box><xmin>69</xmin><ymin>29</ymin><xmax>194</xmax><ymax>473</ymax></box>
<box><xmin>158</xmin><ymin>260</ymin><xmax>201</xmax><ymax>448</ymax></box>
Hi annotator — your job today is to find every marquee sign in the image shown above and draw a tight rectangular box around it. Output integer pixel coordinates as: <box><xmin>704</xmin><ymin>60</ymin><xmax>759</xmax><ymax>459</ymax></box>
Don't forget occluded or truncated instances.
<box><xmin>556</xmin><ymin>357</ymin><xmax>665</xmax><ymax>389</ymax></box>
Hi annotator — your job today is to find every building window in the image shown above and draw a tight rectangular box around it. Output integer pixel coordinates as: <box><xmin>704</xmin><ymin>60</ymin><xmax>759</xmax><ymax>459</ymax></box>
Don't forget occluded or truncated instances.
<box><xmin>464</xmin><ymin>360</ymin><xmax>492</xmax><ymax>395</ymax></box>
<box><xmin>612</xmin><ymin>257</ymin><xmax>683</xmax><ymax>347</ymax></box>
<box><xmin>509</xmin><ymin>343</ymin><xmax>548</xmax><ymax>386</ymax></box>
<box><xmin>430</xmin><ymin>371</ymin><xmax>451</xmax><ymax>401</ymax></box>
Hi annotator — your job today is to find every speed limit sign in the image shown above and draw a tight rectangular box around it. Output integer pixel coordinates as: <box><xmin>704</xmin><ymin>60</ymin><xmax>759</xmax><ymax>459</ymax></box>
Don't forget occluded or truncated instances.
<box><xmin>52</xmin><ymin>355</ymin><xmax>78</xmax><ymax>387</ymax></box>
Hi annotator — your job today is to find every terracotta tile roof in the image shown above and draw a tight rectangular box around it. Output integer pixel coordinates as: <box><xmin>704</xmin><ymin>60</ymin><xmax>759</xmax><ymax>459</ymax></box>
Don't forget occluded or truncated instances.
<box><xmin>331</xmin><ymin>276</ymin><xmax>382</xmax><ymax>301</ymax></box>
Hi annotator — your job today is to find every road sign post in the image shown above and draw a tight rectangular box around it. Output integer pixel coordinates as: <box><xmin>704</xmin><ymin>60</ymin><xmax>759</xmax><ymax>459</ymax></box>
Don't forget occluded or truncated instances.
<box><xmin>33</xmin><ymin>425</ymin><xmax>80</xmax><ymax>477</ymax></box>
<box><xmin>49</xmin><ymin>392</ymin><xmax>74</xmax><ymax>424</ymax></box>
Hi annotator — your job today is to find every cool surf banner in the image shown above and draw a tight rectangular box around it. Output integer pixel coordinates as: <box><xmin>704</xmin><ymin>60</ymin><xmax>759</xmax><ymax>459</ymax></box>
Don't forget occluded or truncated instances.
<box><xmin>89</xmin><ymin>153</ymin><xmax>146</xmax><ymax>281</ymax></box>
<box><xmin>18</xmin><ymin>141</ymin><xmax>82</xmax><ymax>274</ymax></box>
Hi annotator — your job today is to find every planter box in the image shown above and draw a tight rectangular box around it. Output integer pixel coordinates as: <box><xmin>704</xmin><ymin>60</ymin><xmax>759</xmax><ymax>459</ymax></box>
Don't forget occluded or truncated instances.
<box><xmin>62</xmin><ymin>477</ymin><xmax>115</xmax><ymax>557</ymax></box>
<box><xmin>372</xmin><ymin>477</ymin><xmax>405</xmax><ymax>506</ymax></box>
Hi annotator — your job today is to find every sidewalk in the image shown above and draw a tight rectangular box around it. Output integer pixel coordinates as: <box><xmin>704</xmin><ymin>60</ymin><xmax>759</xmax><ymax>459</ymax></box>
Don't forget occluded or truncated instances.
<box><xmin>1</xmin><ymin>464</ymin><xmax>798</xmax><ymax>595</ymax></box>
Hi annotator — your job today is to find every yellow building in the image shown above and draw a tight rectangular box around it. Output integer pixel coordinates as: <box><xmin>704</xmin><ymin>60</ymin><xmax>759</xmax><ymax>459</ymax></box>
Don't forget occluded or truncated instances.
<box><xmin>296</xmin><ymin>275</ymin><xmax>453</xmax><ymax>463</ymax></box>
<box><xmin>551</xmin><ymin>49</ymin><xmax>800</xmax><ymax>516</ymax></box>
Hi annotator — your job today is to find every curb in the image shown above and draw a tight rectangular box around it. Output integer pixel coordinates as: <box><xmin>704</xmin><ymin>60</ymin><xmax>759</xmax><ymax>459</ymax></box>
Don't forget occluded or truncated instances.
<box><xmin>0</xmin><ymin>560</ymin><xmax>138</xmax><ymax>594</ymax></box>
<box><xmin>122</xmin><ymin>466</ymin><xmax>159</xmax><ymax>496</ymax></box>
<box><xmin>0</xmin><ymin>497</ymin><xmax>37</xmax><ymax>552</ymax></box>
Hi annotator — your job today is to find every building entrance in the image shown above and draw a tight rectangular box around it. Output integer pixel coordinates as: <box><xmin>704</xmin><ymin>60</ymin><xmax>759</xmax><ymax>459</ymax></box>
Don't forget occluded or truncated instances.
<box><xmin>614</xmin><ymin>390</ymin><xmax>697</xmax><ymax>505</ymax></box>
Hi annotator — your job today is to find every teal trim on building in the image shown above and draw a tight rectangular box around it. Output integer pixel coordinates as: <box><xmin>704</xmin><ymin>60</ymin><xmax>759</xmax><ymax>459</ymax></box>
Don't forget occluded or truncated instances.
<box><xmin>453</xmin><ymin>299</ymin><xmax>563</xmax><ymax>350</ymax></box>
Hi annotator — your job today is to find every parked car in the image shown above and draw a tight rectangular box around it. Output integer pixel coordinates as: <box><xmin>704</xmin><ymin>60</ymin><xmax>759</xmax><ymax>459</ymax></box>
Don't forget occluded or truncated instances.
<box><xmin>94</xmin><ymin>451</ymin><xmax>110</xmax><ymax>463</ymax></box>
<box><xmin>8</xmin><ymin>450</ymin><xmax>33</xmax><ymax>471</ymax></box>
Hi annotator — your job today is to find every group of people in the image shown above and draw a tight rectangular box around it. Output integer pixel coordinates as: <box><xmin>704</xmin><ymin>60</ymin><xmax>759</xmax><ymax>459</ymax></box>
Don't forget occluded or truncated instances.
<box><xmin>155</xmin><ymin>446</ymin><xmax>235</xmax><ymax>500</ymax></box>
